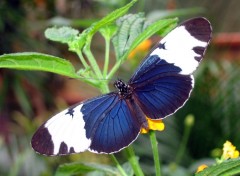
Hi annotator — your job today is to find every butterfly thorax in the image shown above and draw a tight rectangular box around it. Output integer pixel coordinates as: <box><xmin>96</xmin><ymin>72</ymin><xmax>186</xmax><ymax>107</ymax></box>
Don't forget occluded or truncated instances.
<box><xmin>114</xmin><ymin>79</ymin><xmax>133</xmax><ymax>99</ymax></box>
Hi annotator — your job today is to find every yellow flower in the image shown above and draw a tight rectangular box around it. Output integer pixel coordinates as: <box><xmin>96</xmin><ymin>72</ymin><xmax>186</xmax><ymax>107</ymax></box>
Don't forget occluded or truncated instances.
<box><xmin>196</xmin><ymin>141</ymin><xmax>239</xmax><ymax>173</ymax></box>
<box><xmin>128</xmin><ymin>39</ymin><xmax>152</xmax><ymax>59</ymax></box>
<box><xmin>222</xmin><ymin>140</ymin><xmax>239</xmax><ymax>160</ymax></box>
<box><xmin>140</xmin><ymin>117</ymin><xmax>165</xmax><ymax>134</ymax></box>
<box><xmin>196</xmin><ymin>164</ymin><xmax>208</xmax><ymax>173</ymax></box>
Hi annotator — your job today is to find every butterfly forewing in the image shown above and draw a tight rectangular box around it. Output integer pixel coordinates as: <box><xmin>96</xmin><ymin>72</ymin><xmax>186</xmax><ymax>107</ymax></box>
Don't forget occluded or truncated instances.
<box><xmin>31</xmin><ymin>104</ymin><xmax>91</xmax><ymax>155</ymax></box>
<box><xmin>129</xmin><ymin>17</ymin><xmax>212</xmax><ymax>119</ymax></box>
<box><xmin>130</xmin><ymin>55</ymin><xmax>194</xmax><ymax>119</ymax></box>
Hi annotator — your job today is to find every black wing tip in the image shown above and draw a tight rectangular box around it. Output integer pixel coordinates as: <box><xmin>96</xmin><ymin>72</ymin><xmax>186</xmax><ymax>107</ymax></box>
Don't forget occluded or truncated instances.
<box><xmin>31</xmin><ymin>126</ymin><xmax>83</xmax><ymax>156</ymax></box>
<box><xmin>181</xmin><ymin>17</ymin><xmax>212</xmax><ymax>42</ymax></box>
<box><xmin>31</xmin><ymin>125</ymin><xmax>55</xmax><ymax>156</ymax></box>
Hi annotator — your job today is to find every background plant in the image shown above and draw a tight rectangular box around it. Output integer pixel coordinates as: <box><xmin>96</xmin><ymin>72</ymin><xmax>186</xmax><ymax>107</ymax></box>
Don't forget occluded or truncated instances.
<box><xmin>1</xmin><ymin>0</ymin><xmax>240</xmax><ymax>176</ymax></box>
<box><xmin>0</xmin><ymin>1</ymin><xmax>178</xmax><ymax>175</ymax></box>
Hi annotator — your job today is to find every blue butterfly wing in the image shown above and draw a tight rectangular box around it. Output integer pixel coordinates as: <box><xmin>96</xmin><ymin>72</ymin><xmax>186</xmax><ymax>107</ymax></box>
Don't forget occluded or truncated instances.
<box><xmin>129</xmin><ymin>55</ymin><xmax>193</xmax><ymax>119</ymax></box>
<box><xmin>31</xmin><ymin>93</ymin><xmax>142</xmax><ymax>155</ymax></box>
<box><xmin>82</xmin><ymin>94</ymin><xmax>142</xmax><ymax>153</ymax></box>
<box><xmin>129</xmin><ymin>17</ymin><xmax>212</xmax><ymax>119</ymax></box>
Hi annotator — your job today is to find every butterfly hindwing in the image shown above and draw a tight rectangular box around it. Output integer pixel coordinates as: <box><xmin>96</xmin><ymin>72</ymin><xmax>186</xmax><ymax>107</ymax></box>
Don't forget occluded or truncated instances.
<box><xmin>83</xmin><ymin>94</ymin><xmax>141</xmax><ymax>153</ymax></box>
<box><xmin>129</xmin><ymin>17</ymin><xmax>212</xmax><ymax>119</ymax></box>
<box><xmin>31</xmin><ymin>93</ymin><xmax>142</xmax><ymax>155</ymax></box>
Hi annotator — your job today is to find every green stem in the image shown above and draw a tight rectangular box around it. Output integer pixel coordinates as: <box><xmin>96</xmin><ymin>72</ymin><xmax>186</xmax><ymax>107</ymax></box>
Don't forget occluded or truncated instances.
<box><xmin>103</xmin><ymin>37</ymin><xmax>110</xmax><ymax>77</ymax></box>
<box><xmin>77</xmin><ymin>76</ymin><xmax>99</xmax><ymax>88</ymax></box>
<box><xmin>110</xmin><ymin>154</ymin><xmax>128</xmax><ymax>176</ymax></box>
<box><xmin>76</xmin><ymin>41</ymin><xmax>109</xmax><ymax>91</ymax></box>
<box><xmin>175</xmin><ymin>120</ymin><xmax>192</xmax><ymax>165</ymax></box>
<box><xmin>99</xmin><ymin>80</ymin><xmax>110</xmax><ymax>94</ymax></box>
<box><xmin>149</xmin><ymin>130</ymin><xmax>161</xmax><ymax>176</ymax></box>
<box><xmin>107</xmin><ymin>59</ymin><xmax>122</xmax><ymax>80</ymax></box>
<box><xmin>124</xmin><ymin>146</ymin><xmax>144</xmax><ymax>176</ymax></box>
<box><xmin>76</xmin><ymin>50</ymin><xmax>89</xmax><ymax>69</ymax></box>
<box><xmin>83</xmin><ymin>44</ymin><xmax>103</xmax><ymax>79</ymax></box>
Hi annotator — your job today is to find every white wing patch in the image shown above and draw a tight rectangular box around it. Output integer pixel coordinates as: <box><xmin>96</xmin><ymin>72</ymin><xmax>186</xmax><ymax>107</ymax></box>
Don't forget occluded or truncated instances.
<box><xmin>45</xmin><ymin>104</ymin><xmax>91</xmax><ymax>155</ymax></box>
<box><xmin>150</xmin><ymin>26</ymin><xmax>208</xmax><ymax>75</ymax></box>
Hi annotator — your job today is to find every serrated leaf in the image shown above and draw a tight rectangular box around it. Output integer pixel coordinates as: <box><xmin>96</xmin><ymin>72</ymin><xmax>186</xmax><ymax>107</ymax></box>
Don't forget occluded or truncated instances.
<box><xmin>54</xmin><ymin>162</ymin><xmax>118</xmax><ymax>176</ymax></box>
<box><xmin>126</xmin><ymin>18</ymin><xmax>177</xmax><ymax>56</ymax></box>
<box><xmin>0</xmin><ymin>52</ymin><xmax>79</xmax><ymax>78</ymax></box>
<box><xmin>196</xmin><ymin>158</ymin><xmax>240</xmax><ymax>176</ymax></box>
<box><xmin>112</xmin><ymin>13</ymin><xmax>147</xmax><ymax>59</ymax></box>
<box><xmin>71</xmin><ymin>0</ymin><xmax>137</xmax><ymax>51</ymax></box>
<box><xmin>85</xmin><ymin>0</ymin><xmax>137</xmax><ymax>38</ymax></box>
<box><xmin>107</xmin><ymin>18</ymin><xmax>178</xmax><ymax>79</ymax></box>
<box><xmin>113</xmin><ymin>17</ymin><xmax>177</xmax><ymax>61</ymax></box>
<box><xmin>127</xmin><ymin>18</ymin><xmax>177</xmax><ymax>58</ymax></box>
<box><xmin>45</xmin><ymin>26</ymin><xmax>79</xmax><ymax>44</ymax></box>
<box><xmin>99</xmin><ymin>25</ymin><xmax>118</xmax><ymax>40</ymax></box>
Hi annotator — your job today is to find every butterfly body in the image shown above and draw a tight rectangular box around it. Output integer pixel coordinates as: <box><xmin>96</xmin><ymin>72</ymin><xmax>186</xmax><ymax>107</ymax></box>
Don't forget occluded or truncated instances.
<box><xmin>114</xmin><ymin>79</ymin><xmax>132</xmax><ymax>98</ymax></box>
<box><xmin>32</xmin><ymin>17</ymin><xmax>212</xmax><ymax>156</ymax></box>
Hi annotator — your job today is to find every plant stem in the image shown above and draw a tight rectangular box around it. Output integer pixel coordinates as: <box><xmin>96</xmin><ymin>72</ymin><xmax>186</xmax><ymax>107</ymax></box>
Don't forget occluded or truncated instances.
<box><xmin>175</xmin><ymin>117</ymin><xmax>193</xmax><ymax>165</ymax></box>
<box><xmin>83</xmin><ymin>44</ymin><xmax>103</xmax><ymax>79</ymax></box>
<box><xmin>103</xmin><ymin>37</ymin><xmax>110</xmax><ymax>77</ymax></box>
<box><xmin>149</xmin><ymin>130</ymin><xmax>161</xmax><ymax>176</ymax></box>
<box><xmin>107</xmin><ymin>59</ymin><xmax>122</xmax><ymax>80</ymax></box>
<box><xmin>76</xmin><ymin>50</ymin><xmax>89</xmax><ymax>69</ymax></box>
<box><xmin>110</xmin><ymin>154</ymin><xmax>128</xmax><ymax>176</ymax></box>
<box><xmin>124</xmin><ymin>146</ymin><xmax>144</xmax><ymax>176</ymax></box>
<box><xmin>99</xmin><ymin>80</ymin><xmax>110</xmax><ymax>94</ymax></box>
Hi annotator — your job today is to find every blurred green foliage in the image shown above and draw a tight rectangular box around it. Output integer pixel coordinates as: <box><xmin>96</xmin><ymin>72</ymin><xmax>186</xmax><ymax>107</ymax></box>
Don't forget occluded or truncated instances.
<box><xmin>177</xmin><ymin>59</ymin><xmax>240</xmax><ymax>158</ymax></box>
<box><xmin>1</xmin><ymin>0</ymin><xmax>240</xmax><ymax>175</ymax></box>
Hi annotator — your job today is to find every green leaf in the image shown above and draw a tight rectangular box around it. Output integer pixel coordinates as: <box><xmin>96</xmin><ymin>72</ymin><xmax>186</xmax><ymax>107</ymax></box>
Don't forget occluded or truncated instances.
<box><xmin>54</xmin><ymin>162</ymin><xmax>118</xmax><ymax>176</ymax></box>
<box><xmin>112</xmin><ymin>13</ymin><xmax>147</xmax><ymax>60</ymax></box>
<box><xmin>45</xmin><ymin>26</ymin><xmax>79</xmax><ymax>44</ymax></box>
<box><xmin>99</xmin><ymin>25</ymin><xmax>118</xmax><ymax>40</ymax></box>
<box><xmin>196</xmin><ymin>158</ymin><xmax>240</xmax><ymax>176</ymax></box>
<box><xmin>0</xmin><ymin>52</ymin><xmax>79</xmax><ymax>78</ymax></box>
<box><xmin>124</xmin><ymin>18</ymin><xmax>178</xmax><ymax>59</ymax></box>
<box><xmin>107</xmin><ymin>18</ymin><xmax>178</xmax><ymax>79</ymax></box>
<box><xmin>113</xmin><ymin>15</ymin><xmax>178</xmax><ymax>61</ymax></box>
<box><xmin>85</xmin><ymin>0</ymin><xmax>137</xmax><ymax>38</ymax></box>
<box><xmin>71</xmin><ymin>0</ymin><xmax>137</xmax><ymax>51</ymax></box>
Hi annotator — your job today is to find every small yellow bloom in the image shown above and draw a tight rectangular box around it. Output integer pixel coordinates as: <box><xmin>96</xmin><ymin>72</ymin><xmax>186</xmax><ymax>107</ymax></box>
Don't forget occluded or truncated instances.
<box><xmin>128</xmin><ymin>39</ymin><xmax>152</xmax><ymax>59</ymax></box>
<box><xmin>222</xmin><ymin>140</ymin><xmax>239</xmax><ymax>160</ymax></box>
<box><xmin>196</xmin><ymin>164</ymin><xmax>208</xmax><ymax>173</ymax></box>
<box><xmin>140</xmin><ymin>117</ymin><xmax>165</xmax><ymax>134</ymax></box>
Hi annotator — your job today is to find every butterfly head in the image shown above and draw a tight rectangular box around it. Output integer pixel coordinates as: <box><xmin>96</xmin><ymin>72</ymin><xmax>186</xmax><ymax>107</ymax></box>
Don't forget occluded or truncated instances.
<box><xmin>114</xmin><ymin>79</ymin><xmax>132</xmax><ymax>98</ymax></box>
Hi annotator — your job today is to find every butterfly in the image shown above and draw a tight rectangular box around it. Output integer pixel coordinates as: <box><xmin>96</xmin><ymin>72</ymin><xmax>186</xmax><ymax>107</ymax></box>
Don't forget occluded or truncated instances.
<box><xmin>31</xmin><ymin>17</ymin><xmax>212</xmax><ymax>155</ymax></box>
